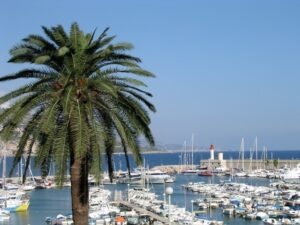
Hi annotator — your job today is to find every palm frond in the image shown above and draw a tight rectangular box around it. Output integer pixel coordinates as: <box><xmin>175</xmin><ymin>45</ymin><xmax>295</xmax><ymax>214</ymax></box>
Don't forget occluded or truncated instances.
<box><xmin>9</xmin><ymin>108</ymin><xmax>44</xmax><ymax>177</ymax></box>
<box><xmin>54</xmin><ymin>120</ymin><xmax>70</xmax><ymax>186</ymax></box>
<box><xmin>0</xmin><ymin>24</ymin><xmax>155</xmax><ymax>209</ymax></box>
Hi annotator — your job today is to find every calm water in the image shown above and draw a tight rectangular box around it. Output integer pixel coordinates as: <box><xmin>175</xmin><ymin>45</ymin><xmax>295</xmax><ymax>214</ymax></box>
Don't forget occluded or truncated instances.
<box><xmin>5</xmin><ymin>175</ymin><xmax>271</xmax><ymax>225</ymax></box>
<box><xmin>1</xmin><ymin>150</ymin><xmax>299</xmax><ymax>225</ymax></box>
<box><xmin>2</xmin><ymin>150</ymin><xmax>300</xmax><ymax>176</ymax></box>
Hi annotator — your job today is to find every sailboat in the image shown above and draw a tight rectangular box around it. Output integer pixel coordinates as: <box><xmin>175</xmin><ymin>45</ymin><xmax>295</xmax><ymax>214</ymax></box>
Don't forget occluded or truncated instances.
<box><xmin>235</xmin><ymin>138</ymin><xmax>246</xmax><ymax>177</ymax></box>
<box><xmin>246</xmin><ymin>137</ymin><xmax>259</xmax><ymax>177</ymax></box>
<box><xmin>181</xmin><ymin>134</ymin><xmax>199</xmax><ymax>174</ymax></box>
<box><xmin>0</xmin><ymin>142</ymin><xmax>30</xmax><ymax>212</ymax></box>
<box><xmin>19</xmin><ymin>156</ymin><xmax>36</xmax><ymax>191</ymax></box>
<box><xmin>3</xmin><ymin>192</ymin><xmax>30</xmax><ymax>212</ymax></box>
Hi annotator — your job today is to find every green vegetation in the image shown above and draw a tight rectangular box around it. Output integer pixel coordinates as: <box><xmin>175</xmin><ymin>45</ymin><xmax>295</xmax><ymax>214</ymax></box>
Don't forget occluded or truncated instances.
<box><xmin>0</xmin><ymin>23</ymin><xmax>155</xmax><ymax>225</ymax></box>
<box><xmin>273</xmin><ymin>159</ymin><xmax>279</xmax><ymax>168</ymax></box>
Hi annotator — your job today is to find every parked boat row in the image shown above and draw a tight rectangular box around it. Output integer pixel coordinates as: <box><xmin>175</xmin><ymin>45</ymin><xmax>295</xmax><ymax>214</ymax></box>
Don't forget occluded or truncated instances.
<box><xmin>111</xmin><ymin>168</ymin><xmax>176</xmax><ymax>185</ymax></box>
<box><xmin>127</xmin><ymin>187</ymin><xmax>224</xmax><ymax>225</ymax></box>
<box><xmin>181</xmin><ymin>163</ymin><xmax>300</xmax><ymax>184</ymax></box>
<box><xmin>226</xmin><ymin>164</ymin><xmax>300</xmax><ymax>182</ymax></box>
<box><xmin>183</xmin><ymin>181</ymin><xmax>300</xmax><ymax>224</ymax></box>
<box><xmin>0</xmin><ymin>182</ymin><xmax>34</xmax><ymax>222</ymax></box>
<box><xmin>45</xmin><ymin>186</ymin><xmax>159</xmax><ymax>225</ymax></box>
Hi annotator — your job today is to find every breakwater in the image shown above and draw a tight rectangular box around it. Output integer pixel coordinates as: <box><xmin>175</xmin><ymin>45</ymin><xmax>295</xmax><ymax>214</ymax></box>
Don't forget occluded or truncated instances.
<box><xmin>200</xmin><ymin>159</ymin><xmax>300</xmax><ymax>170</ymax></box>
<box><xmin>152</xmin><ymin>159</ymin><xmax>300</xmax><ymax>173</ymax></box>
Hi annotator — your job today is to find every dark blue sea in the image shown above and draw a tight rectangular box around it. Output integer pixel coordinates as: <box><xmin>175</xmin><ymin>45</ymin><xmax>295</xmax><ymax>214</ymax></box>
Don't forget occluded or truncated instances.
<box><xmin>112</xmin><ymin>150</ymin><xmax>300</xmax><ymax>170</ymax></box>
<box><xmin>2</xmin><ymin>150</ymin><xmax>300</xmax><ymax>177</ymax></box>
<box><xmin>1</xmin><ymin>150</ymin><xmax>299</xmax><ymax>225</ymax></box>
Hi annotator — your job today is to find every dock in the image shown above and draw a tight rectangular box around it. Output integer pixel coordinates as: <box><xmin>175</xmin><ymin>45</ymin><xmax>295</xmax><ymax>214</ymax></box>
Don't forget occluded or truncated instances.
<box><xmin>116</xmin><ymin>201</ymin><xmax>178</xmax><ymax>225</ymax></box>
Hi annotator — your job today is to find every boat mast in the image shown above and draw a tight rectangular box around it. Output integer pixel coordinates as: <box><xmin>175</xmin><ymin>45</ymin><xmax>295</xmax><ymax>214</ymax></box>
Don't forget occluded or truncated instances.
<box><xmin>255</xmin><ymin>136</ymin><xmax>258</xmax><ymax>170</ymax></box>
<box><xmin>249</xmin><ymin>147</ymin><xmax>252</xmax><ymax>171</ymax></box>
<box><xmin>180</xmin><ymin>152</ymin><xmax>183</xmax><ymax>173</ymax></box>
<box><xmin>261</xmin><ymin>146</ymin><xmax>268</xmax><ymax>169</ymax></box>
<box><xmin>265</xmin><ymin>146</ymin><xmax>268</xmax><ymax>169</ymax></box>
<box><xmin>191</xmin><ymin>133</ymin><xmax>194</xmax><ymax>170</ymax></box>
<box><xmin>20</xmin><ymin>156</ymin><xmax>23</xmax><ymax>183</ymax></box>
<box><xmin>2</xmin><ymin>142</ymin><xmax>6</xmax><ymax>190</ymax></box>
<box><xmin>230</xmin><ymin>157</ymin><xmax>233</xmax><ymax>180</ymax></box>
<box><xmin>241</xmin><ymin>138</ymin><xmax>245</xmax><ymax>171</ymax></box>
<box><xmin>184</xmin><ymin>140</ymin><xmax>187</xmax><ymax>170</ymax></box>
<box><xmin>28</xmin><ymin>159</ymin><xmax>37</xmax><ymax>184</ymax></box>
<box><xmin>144</xmin><ymin>157</ymin><xmax>146</xmax><ymax>189</ymax></box>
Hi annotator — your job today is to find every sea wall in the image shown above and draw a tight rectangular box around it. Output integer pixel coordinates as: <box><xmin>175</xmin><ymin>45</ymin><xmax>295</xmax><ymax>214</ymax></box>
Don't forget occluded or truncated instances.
<box><xmin>200</xmin><ymin>159</ymin><xmax>300</xmax><ymax>170</ymax></box>
<box><xmin>152</xmin><ymin>159</ymin><xmax>300</xmax><ymax>173</ymax></box>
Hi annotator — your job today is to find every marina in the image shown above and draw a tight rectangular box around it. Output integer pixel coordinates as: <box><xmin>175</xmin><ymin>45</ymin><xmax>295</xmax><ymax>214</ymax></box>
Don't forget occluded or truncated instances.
<box><xmin>7</xmin><ymin>173</ymin><xmax>299</xmax><ymax>225</ymax></box>
<box><xmin>0</xmin><ymin>2</ymin><xmax>299</xmax><ymax>225</ymax></box>
<box><xmin>0</xmin><ymin>151</ymin><xmax>298</xmax><ymax>224</ymax></box>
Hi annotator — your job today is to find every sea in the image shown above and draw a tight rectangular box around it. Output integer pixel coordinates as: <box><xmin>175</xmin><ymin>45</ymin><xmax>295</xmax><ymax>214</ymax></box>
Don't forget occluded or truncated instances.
<box><xmin>1</xmin><ymin>150</ymin><xmax>299</xmax><ymax>225</ymax></box>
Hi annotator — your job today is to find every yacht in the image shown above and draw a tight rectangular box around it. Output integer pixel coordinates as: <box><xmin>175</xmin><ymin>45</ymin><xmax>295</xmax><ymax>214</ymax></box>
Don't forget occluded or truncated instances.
<box><xmin>281</xmin><ymin>164</ymin><xmax>300</xmax><ymax>184</ymax></box>
<box><xmin>117</xmin><ymin>171</ymin><xmax>142</xmax><ymax>184</ymax></box>
<box><xmin>198</xmin><ymin>170</ymin><xmax>213</xmax><ymax>176</ymax></box>
<box><xmin>145</xmin><ymin>169</ymin><xmax>173</xmax><ymax>184</ymax></box>
<box><xmin>118</xmin><ymin>168</ymin><xmax>173</xmax><ymax>184</ymax></box>
<box><xmin>181</xmin><ymin>169</ymin><xmax>199</xmax><ymax>175</ymax></box>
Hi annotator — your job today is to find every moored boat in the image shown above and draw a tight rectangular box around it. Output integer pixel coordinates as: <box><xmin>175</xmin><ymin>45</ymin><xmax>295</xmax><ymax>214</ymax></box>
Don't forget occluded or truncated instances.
<box><xmin>281</xmin><ymin>164</ymin><xmax>300</xmax><ymax>184</ymax></box>
<box><xmin>198</xmin><ymin>170</ymin><xmax>213</xmax><ymax>176</ymax></box>
<box><xmin>5</xmin><ymin>198</ymin><xmax>30</xmax><ymax>212</ymax></box>
<box><xmin>0</xmin><ymin>210</ymin><xmax>10</xmax><ymax>221</ymax></box>
<box><xmin>1</xmin><ymin>191</ymin><xmax>30</xmax><ymax>212</ymax></box>
<box><xmin>263</xmin><ymin>218</ymin><xmax>282</xmax><ymax>225</ymax></box>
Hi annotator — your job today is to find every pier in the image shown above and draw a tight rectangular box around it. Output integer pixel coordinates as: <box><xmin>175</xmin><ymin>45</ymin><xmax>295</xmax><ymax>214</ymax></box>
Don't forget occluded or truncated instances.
<box><xmin>116</xmin><ymin>201</ymin><xmax>178</xmax><ymax>225</ymax></box>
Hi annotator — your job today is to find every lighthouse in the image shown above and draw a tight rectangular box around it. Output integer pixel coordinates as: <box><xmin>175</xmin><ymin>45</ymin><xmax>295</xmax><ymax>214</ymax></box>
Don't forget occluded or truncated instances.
<box><xmin>210</xmin><ymin>144</ymin><xmax>215</xmax><ymax>160</ymax></box>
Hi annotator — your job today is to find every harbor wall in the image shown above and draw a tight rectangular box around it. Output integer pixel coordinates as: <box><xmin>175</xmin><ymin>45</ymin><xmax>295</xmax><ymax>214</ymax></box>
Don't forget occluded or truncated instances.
<box><xmin>152</xmin><ymin>159</ymin><xmax>300</xmax><ymax>173</ymax></box>
<box><xmin>200</xmin><ymin>159</ymin><xmax>300</xmax><ymax>170</ymax></box>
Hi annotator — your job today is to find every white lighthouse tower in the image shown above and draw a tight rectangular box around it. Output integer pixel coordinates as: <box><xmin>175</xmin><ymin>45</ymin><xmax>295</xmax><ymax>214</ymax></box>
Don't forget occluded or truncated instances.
<box><xmin>209</xmin><ymin>144</ymin><xmax>215</xmax><ymax>160</ymax></box>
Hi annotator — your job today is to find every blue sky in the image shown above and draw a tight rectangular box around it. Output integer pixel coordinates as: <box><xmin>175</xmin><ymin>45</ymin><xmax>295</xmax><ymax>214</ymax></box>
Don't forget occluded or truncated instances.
<box><xmin>0</xmin><ymin>1</ymin><xmax>300</xmax><ymax>150</ymax></box>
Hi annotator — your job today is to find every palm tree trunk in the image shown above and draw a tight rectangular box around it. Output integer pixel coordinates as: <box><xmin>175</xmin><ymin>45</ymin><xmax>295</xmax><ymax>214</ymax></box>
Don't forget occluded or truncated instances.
<box><xmin>70</xmin><ymin>155</ymin><xmax>89</xmax><ymax>225</ymax></box>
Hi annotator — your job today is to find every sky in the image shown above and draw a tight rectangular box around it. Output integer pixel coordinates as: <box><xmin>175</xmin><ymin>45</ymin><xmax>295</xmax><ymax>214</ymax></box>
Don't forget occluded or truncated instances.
<box><xmin>0</xmin><ymin>1</ymin><xmax>300</xmax><ymax>150</ymax></box>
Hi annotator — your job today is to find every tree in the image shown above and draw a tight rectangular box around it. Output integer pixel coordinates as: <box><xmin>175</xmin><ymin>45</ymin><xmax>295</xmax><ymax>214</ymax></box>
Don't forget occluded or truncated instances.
<box><xmin>265</xmin><ymin>159</ymin><xmax>270</xmax><ymax>166</ymax></box>
<box><xmin>0</xmin><ymin>23</ymin><xmax>155</xmax><ymax>225</ymax></box>
<box><xmin>273</xmin><ymin>159</ymin><xmax>279</xmax><ymax>168</ymax></box>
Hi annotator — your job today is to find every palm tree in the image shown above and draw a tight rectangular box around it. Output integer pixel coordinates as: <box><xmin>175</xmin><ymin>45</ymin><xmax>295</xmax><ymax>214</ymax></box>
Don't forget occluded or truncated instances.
<box><xmin>0</xmin><ymin>23</ymin><xmax>155</xmax><ymax>225</ymax></box>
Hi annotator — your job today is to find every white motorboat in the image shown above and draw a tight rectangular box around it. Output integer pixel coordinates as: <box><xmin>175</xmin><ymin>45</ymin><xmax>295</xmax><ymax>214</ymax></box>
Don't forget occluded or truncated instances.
<box><xmin>145</xmin><ymin>169</ymin><xmax>172</xmax><ymax>184</ymax></box>
<box><xmin>263</xmin><ymin>218</ymin><xmax>282</xmax><ymax>225</ymax></box>
<box><xmin>0</xmin><ymin>210</ymin><xmax>10</xmax><ymax>221</ymax></box>
<box><xmin>281</xmin><ymin>164</ymin><xmax>300</xmax><ymax>184</ymax></box>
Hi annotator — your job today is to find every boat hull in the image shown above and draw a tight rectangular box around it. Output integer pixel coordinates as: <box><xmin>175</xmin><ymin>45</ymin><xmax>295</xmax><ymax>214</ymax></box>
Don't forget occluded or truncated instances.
<box><xmin>6</xmin><ymin>202</ymin><xmax>30</xmax><ymax>212</ymax></box>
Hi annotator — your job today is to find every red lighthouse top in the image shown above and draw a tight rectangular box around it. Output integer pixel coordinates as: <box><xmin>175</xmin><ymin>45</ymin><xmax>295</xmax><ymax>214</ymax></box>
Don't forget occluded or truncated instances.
<box><xmin>210</xmin><ymin>144</ymin><xmax>215</xmax><ymax>151</ymax></box>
